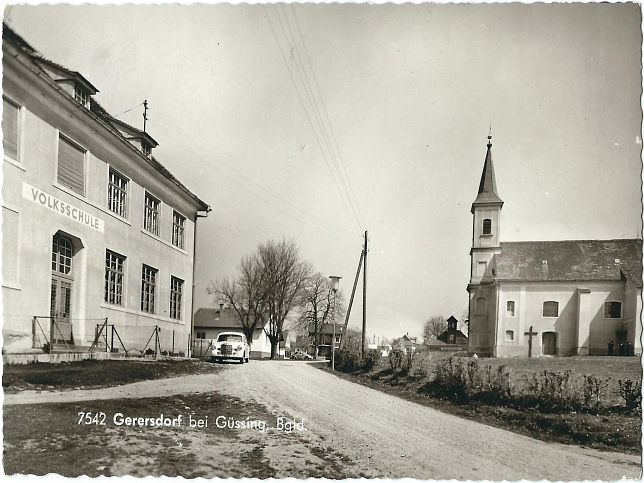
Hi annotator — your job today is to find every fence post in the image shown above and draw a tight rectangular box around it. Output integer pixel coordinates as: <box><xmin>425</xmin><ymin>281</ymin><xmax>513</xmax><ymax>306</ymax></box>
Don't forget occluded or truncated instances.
<box><xmin>111</xmin><ymin>325</ymin><xmax>115</xmax><ymax>353</ymax></box>
<box><xmin>50</xmin><ymin>317</ymin><xmax>55</xmax><ymax>353</ymax></box>
<box><xmin>32</xmin><ymin>317</ymin><xmax>36</xmax><ymax>349</ymax></box>
<box><xmin>172</xmin><ymin>330</ymin><xmax>175</xmax><ymax>355</ymax></box>
<box><xmin>154</xmin><ymin>326</ymin><xmax>159</xmax><ymax>360</ymax></box>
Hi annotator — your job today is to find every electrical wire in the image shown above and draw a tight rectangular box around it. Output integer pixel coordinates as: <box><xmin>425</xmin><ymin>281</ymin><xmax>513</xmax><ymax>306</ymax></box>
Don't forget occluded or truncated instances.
<box><xmin>264</xmin><ymin>5</ymin><xmax>364</xmax><ymax>235</ymax></box>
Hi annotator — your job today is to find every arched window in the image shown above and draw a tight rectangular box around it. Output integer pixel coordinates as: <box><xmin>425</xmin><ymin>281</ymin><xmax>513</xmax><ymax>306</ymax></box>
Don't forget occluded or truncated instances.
<box><xmin>604</xmin><ymin>301</ymin><xmax>622</xmax><ymax>319</ymax></box>
<box><xmin>475</xmin><ymin>297</ymin><xmax>487</xmax><ymax>317</ymax></box>
<box><xmin>482</xmin><ymin>218</ymin><xmax>492</xmax><ymax>235</ymax></box>
<box><xmin>542</xmin><ymin>301</ymin><xmax>559</xmax><ymax>317</ymax></box>
<box><xmin>506</xmin><ymin>301</ymin><xmax>515</xmax><ymax>317</ymax></box>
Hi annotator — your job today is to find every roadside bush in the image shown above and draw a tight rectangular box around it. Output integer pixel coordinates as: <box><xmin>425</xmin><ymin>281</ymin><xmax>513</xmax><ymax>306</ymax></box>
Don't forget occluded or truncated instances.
<box><xmin>581</xmin><ymin>374</ymin><xmax>609</xmax><ymax>410</ymax></box>
<box><xmin>333</xmin><ymin>349</ymin><xmax>361</xmax><ymax>373</ymax></box>
<box><xmin>618</xmin><ymin>379</ymin><xmax>642</xmax><ymax>411</ymax></box>
<box><xmin>362</xmin><ymin>349</ymin><xmax>380</xmax><ymax>371</ymax></box>
<box><xmin>388</xmin><ymin>349</ymin><xmax>405</xmax><ymax>371</ymax></box>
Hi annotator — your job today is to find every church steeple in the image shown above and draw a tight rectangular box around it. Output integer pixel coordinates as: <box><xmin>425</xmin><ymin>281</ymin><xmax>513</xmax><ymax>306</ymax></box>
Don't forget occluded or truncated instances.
<box><xmin>471</xmin><ymin>135</ymin><xmax>503</xmax><ymax>213</ymax></box>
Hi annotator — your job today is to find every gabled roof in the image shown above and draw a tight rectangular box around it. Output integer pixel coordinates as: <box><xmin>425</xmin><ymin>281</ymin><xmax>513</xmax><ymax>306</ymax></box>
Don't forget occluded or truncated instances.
<box><xmin>108</xmin><ymin>116</ymin><xmax>159</xmax><ymax>148</ymax></box>
<box><xmin>496</xmin><ymin>239</ymin><xmax>642</xmax><ymax>287</ymax></box>
<box><xmin>32</xmin><ymin>56</ymin><xmax>99</xmax><ymax>95</ymax></box>
<box><xmin>472</xmin><ymin>137</ymin><xmax>503</xmax><ymax>211</ymax></box>
<box><xmin>194</xmin><ymin>308</ymin><xmax>242</xmax><ymax>329</ymax></box>
<box><xmin>2</xmin><ymin>24</ymin><xmax>209</xmax><ymax>212</ymax></box>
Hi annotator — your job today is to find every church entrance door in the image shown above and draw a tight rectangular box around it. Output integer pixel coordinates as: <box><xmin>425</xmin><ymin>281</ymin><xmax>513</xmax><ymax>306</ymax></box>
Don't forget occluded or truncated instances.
<box><xmin>542</xmin><ymin>332</ymin><xmax>557</xmax><ymax>356</ymax></box>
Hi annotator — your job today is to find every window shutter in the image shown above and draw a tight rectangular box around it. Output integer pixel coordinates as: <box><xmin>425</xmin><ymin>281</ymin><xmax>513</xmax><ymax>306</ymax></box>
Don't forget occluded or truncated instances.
<box><xmin>3</xmin><ymin>99</ymin><xmax>18</xmax><ymax>159</ymax></box>
<box><xmin>58</xmin><ymin>136</ymin><xmax>85</xmax><ymax>195</ymax></box>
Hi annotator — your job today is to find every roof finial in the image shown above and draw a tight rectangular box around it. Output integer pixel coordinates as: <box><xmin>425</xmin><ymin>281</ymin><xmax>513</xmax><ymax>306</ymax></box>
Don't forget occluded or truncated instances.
<box><xmin>143</xmin><ymin>99</ymin><xmax>148</xmax><ymax>133</ymax></box>
<box><xmin>487</xmin><ymin>123</ymin><xmax>492</xmax><ymax>147</ymax></box>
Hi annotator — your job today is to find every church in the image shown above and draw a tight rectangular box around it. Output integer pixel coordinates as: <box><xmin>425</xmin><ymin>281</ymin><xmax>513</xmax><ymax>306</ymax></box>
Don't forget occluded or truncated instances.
<box><xmin>467</xmin><ymin>137</ymin><xmax>642</xmax><ymax>357</ymax></box>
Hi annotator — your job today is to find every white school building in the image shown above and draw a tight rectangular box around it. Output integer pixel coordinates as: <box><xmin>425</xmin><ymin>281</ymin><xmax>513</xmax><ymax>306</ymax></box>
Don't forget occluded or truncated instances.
<box><xmin>2</xmin><ymin>25</ymin><xmax>210</xmax><ymax>355</ymax></box>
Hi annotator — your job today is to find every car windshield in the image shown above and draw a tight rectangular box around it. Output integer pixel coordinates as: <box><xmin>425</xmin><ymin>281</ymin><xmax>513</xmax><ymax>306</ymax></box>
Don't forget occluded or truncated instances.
<box><xmin>218</xmin><ymin>334</ymin><xmax>243</xmax><ymax>342</ymax></box>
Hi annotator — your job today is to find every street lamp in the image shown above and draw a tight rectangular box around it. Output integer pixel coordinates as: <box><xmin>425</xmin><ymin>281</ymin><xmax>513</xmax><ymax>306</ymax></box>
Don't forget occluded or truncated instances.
<box><xmin>329</xmin><ymin>275</ymin><xmax>341</xmax><ymax>371</ymax></box>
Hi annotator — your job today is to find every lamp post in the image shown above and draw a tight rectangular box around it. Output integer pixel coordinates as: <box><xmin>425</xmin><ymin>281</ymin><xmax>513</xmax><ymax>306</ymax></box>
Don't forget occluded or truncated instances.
<box><xmin>329</xmin><ymin>275</ymin><xmax>341</xmax><ymax>371</ymax></box>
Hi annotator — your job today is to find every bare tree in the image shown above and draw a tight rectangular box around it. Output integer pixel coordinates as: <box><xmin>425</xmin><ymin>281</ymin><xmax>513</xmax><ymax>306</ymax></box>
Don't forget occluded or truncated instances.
<box><xmin>207</xmin><ymin>253</ymin><xmax>269</xmax><ymax>351</ymax></box>
<box><xmin>259</xmin><ymin>239</ymin><xmax>312</xmax><ymax>359</ymax></box>
<box><xmin>295</xmin><ymin>272</ymin><xmax>345</xmax><ymax>358</ymax></box>
<box><xmin>423</xmin><ymin>315</ymin><xmax>447</xmax><ymax>343</ymax></box>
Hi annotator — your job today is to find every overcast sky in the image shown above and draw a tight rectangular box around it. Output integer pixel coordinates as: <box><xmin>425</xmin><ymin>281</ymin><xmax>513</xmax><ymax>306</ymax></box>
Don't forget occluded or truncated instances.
<box><xmin>6</xmin><ymin>3</ymin><xmax>642</xmax><ymax>341</ymax></box>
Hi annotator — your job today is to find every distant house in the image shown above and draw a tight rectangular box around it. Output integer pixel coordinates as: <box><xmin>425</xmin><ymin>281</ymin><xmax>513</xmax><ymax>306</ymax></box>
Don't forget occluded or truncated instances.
<box><xmin>279</xmin><ymin>330</ymin><xmax>292</xmax><ymax>359</ymax></box>
<box><xmin>393</xmin><ymin>334</ymin><xmax>417</xmax><ymax>354</ymax></box>
<box><xmin>438</xmin><ymin>316</ymin><xmax>468</xmax><ymax>346</ymax></box>
<box><xmin>193</xmin><ymin>306</ymin><xmax>271</xmax><ymax>358</ymax></box>
<box><xmin>308</xmin><ymin>323</ymin><xmax>343</xmax><ymax>358</ymax></box>
<box><xmin>378</xmin><ymin>344</ymin><xmax>393</xmax><ymax>357</ymax></box>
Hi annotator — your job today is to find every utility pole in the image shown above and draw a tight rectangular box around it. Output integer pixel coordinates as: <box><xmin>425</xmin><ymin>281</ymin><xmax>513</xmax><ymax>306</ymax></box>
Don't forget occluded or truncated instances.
<box><xmin>143</xmin><ymin>99</ymin><xmax>149</xmax><ymax>133</ymax></box>
<box><xmin>361</xmin><ymin>230</ymin><xmax>368</xmax><ymax>357</ymax></box>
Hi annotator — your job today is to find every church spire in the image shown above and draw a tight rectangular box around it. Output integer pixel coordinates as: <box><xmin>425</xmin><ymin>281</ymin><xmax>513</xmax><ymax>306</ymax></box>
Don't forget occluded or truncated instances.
<box><xmin>471</xmin><ymin>135</ymin><xmax>503</xmax><ymax>213</ymax></box>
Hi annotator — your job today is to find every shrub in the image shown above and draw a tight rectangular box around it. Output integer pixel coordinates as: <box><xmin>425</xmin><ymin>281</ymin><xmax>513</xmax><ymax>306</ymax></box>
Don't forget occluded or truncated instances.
<box><xmin>333</xmin><ymin>349</ymin><xmax>361</xmax><ymax>373</ymax></box>
<box><xmin>388</xmin><ymin>349</ymin><xmax>405</xmax><ymax>371</ymax></box>
<box><xmin>581</xmin><ymin>374</ymin><xmax>608</xmax><ymax>410</ymax></box>
<box><xmin>618</xmin><ymin>379</ymin><xmax>642</xmax><ymax>411</ymax></box>
<box><xmin>362</xmin><ymin>350</ymin><xmax>380</xmax><ymax>371</ymax></box>
<box><xmin>41</xmin><ymin>342</ymin><xmax>50</xmax><ymax>354</ymax></box>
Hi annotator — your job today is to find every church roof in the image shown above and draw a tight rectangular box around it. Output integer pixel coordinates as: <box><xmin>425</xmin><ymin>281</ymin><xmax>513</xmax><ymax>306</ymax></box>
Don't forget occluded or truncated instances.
<box><xmin>472</xmin><ymin>137</ymin><xmax>503</xmax><ymax>211</ymax></box>
<box><xmin>496</xmin><ymin>239</ymin><xmax>642</xmax><ymax>287</ymax></box>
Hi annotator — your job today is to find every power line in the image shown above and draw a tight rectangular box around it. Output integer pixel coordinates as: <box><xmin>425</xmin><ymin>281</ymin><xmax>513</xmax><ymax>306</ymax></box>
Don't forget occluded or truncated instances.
<box><xmin>145</xmin><ymin>115</ymin><xmax>362</xmax><ymax>246</ymax></box>
<box><xmin>265</xmin><ymin>5</ymin><xmax>364</xmax><ymax>234</ymax></box>
<box><xmin>290</xmin><ymin>4</ymin><xmax>365</xmax><ymax>225</ymax></box>
<box><xmin>278</xmin><ymin>5</ymin><xmax>364</xmax><ymax>231</ymax></box>
<box><xmin>112</xmin><ymin>102</ymin><xmax>144</xmax><ymax>119</ymax></box>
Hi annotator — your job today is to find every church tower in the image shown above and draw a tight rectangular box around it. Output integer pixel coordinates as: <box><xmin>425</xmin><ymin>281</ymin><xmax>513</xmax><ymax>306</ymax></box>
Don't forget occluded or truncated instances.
<box><xmin>470</xmin><ymin>135</ymin><xmax>503</xmax><ymax>283</ymax></box>
<box><xmin>467</xmin><ymin>135</ymin><xmax>503</xmax><ymax>355</ymax></box>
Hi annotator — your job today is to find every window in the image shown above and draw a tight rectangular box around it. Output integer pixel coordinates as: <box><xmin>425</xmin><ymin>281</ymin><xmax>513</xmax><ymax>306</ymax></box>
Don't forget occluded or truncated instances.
<box><xmin>51</xmin><ymin>234</ymin><xmax>73</xmax><ymax>275</ymax></box>
<box><xmin>58</xmin><ymin>135</ymin><xmax>86</xmax><ymax>195</ymax></box>
<box><xmin>104</xmin><ymin>250</ymin><xmax>125</xmax><ymax>305</ymax></box>
<box><xmin>196</xmin><ymin>332</ymin><xmax>206</xmax><ymax>339</ymax></box>
<box><xmin>141</xmin><ymin>264</ymin><xmax>158</xmax><ymax>313</ymax></box>
<box><xmin>542</xmin><ymin>301</ymin><xmax>559</xmax><ymax>318</ymax></box>
<box><xmin>3</xmin><ymin>97</ymin><xmax>19</xmax><ymax>160</ymax></box>
<box><xmin>482</xmin><ymin>218</ymin><xmax>492</xmax><ymax>235</ymax></box>
<box><xmin>170</xmin><ymin>276</ymin><xmax>183</xmax><ymax>320</ymax></box>
<box><xmin>142</xmin><ymin>141</ymin><xmax>151</xmax><ymax>157</ymax></box>
<box><xmin>172</xmin><ymin>211</ymin><xmax>186</xmax><ymax>249</ymax></box>
<box><xmin>477</xmin><ymin>261</ymin><xmax>487</xmax><ymax>276</ymax></box>
<box><xmin>505</xmin><ymin>330</ymin><xmax>514</xmax><ymax>341</ymax></box>
<box><xmin>475</xmin><ymin>297</ymin><xmax>487</xmax><ymax>317</ymax></box>
<box><xmin>143</xmin><ymin>192</ymin><xmax>160</xmax><ymax>235</ymax></box>
<box><xmin>74</xmin><ymin>84</ymin><xmax>89</xmax><ymax>108</ymax></box>
<box><xmin>604</xmin><ymin>301</ymin><xmax>622</xmax><ymax>319</ymax></box>
<box><xmin>506</xmin><ymin>301</ymin><xmax>515</xmax><ymax>317</ymax></box>
<box><xmin>108</xmin><ymin>169</ymin><xmax>128</xmax><ymax>218</ymax></box>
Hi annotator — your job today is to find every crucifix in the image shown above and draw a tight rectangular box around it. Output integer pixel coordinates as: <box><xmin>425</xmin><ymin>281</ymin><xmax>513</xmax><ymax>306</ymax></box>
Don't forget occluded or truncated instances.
<box><xmin>525</xmin><ymin>325</ymin><xmax>538</xmax><ymax>358</ymax></box>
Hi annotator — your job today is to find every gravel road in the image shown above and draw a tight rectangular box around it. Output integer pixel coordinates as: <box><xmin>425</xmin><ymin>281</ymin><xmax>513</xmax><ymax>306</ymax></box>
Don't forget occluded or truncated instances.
<box><xmin>5</xmin><ymin>360</ymin><xmax>641</xmax><ymax>480</ymax></box>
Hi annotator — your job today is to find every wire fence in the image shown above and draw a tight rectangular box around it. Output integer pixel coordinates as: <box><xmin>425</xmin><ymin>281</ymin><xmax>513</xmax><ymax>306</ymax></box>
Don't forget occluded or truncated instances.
<box><xmin>32</xmin><ymin>316</ymin><xmax>187</xmax><ymax>357</ymax></box>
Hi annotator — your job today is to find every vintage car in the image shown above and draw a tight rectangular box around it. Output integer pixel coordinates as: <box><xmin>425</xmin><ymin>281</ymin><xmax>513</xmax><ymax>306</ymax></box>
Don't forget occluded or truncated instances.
<box><xmin>290</xmin><ymin>350</ymin><xmax>313</xmax><ymax>360</ymax></box>
<box><xmin>211</xmin><ymin>332</ymin><xmax>249</xmax><ymax>363</ymax></box>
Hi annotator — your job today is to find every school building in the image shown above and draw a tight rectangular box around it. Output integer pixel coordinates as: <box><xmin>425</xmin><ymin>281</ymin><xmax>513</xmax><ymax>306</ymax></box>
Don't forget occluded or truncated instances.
<box><xmin>2</xmin><ymin>25</ymin><xmax>210</xmax><ymax>355</ymax></box>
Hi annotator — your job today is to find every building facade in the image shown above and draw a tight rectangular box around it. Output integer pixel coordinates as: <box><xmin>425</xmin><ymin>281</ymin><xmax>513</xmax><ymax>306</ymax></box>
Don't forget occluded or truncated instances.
<box><xmin>467</xmin><ymin>136</ymin><xmax>642</xmax><ymax>357</ymax></box>
<box><xmin>2</xmin><ymin>26</ymin><xmax>209</xmax><ymax>355</ymax></box>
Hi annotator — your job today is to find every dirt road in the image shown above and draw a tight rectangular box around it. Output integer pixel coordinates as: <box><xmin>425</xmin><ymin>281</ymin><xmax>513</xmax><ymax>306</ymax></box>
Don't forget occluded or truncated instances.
<box><xmin>5</xmin><ymin>360</ymin><xmax>641</xmax><ymax>480</ymax></box>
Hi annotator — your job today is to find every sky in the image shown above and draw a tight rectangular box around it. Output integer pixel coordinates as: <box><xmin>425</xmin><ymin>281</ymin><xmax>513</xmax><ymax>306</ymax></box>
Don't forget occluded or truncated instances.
<box><xmin>5</xmin><ymin>2</ymin><xmax>643</xmax><ymax>341</ymax></box>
